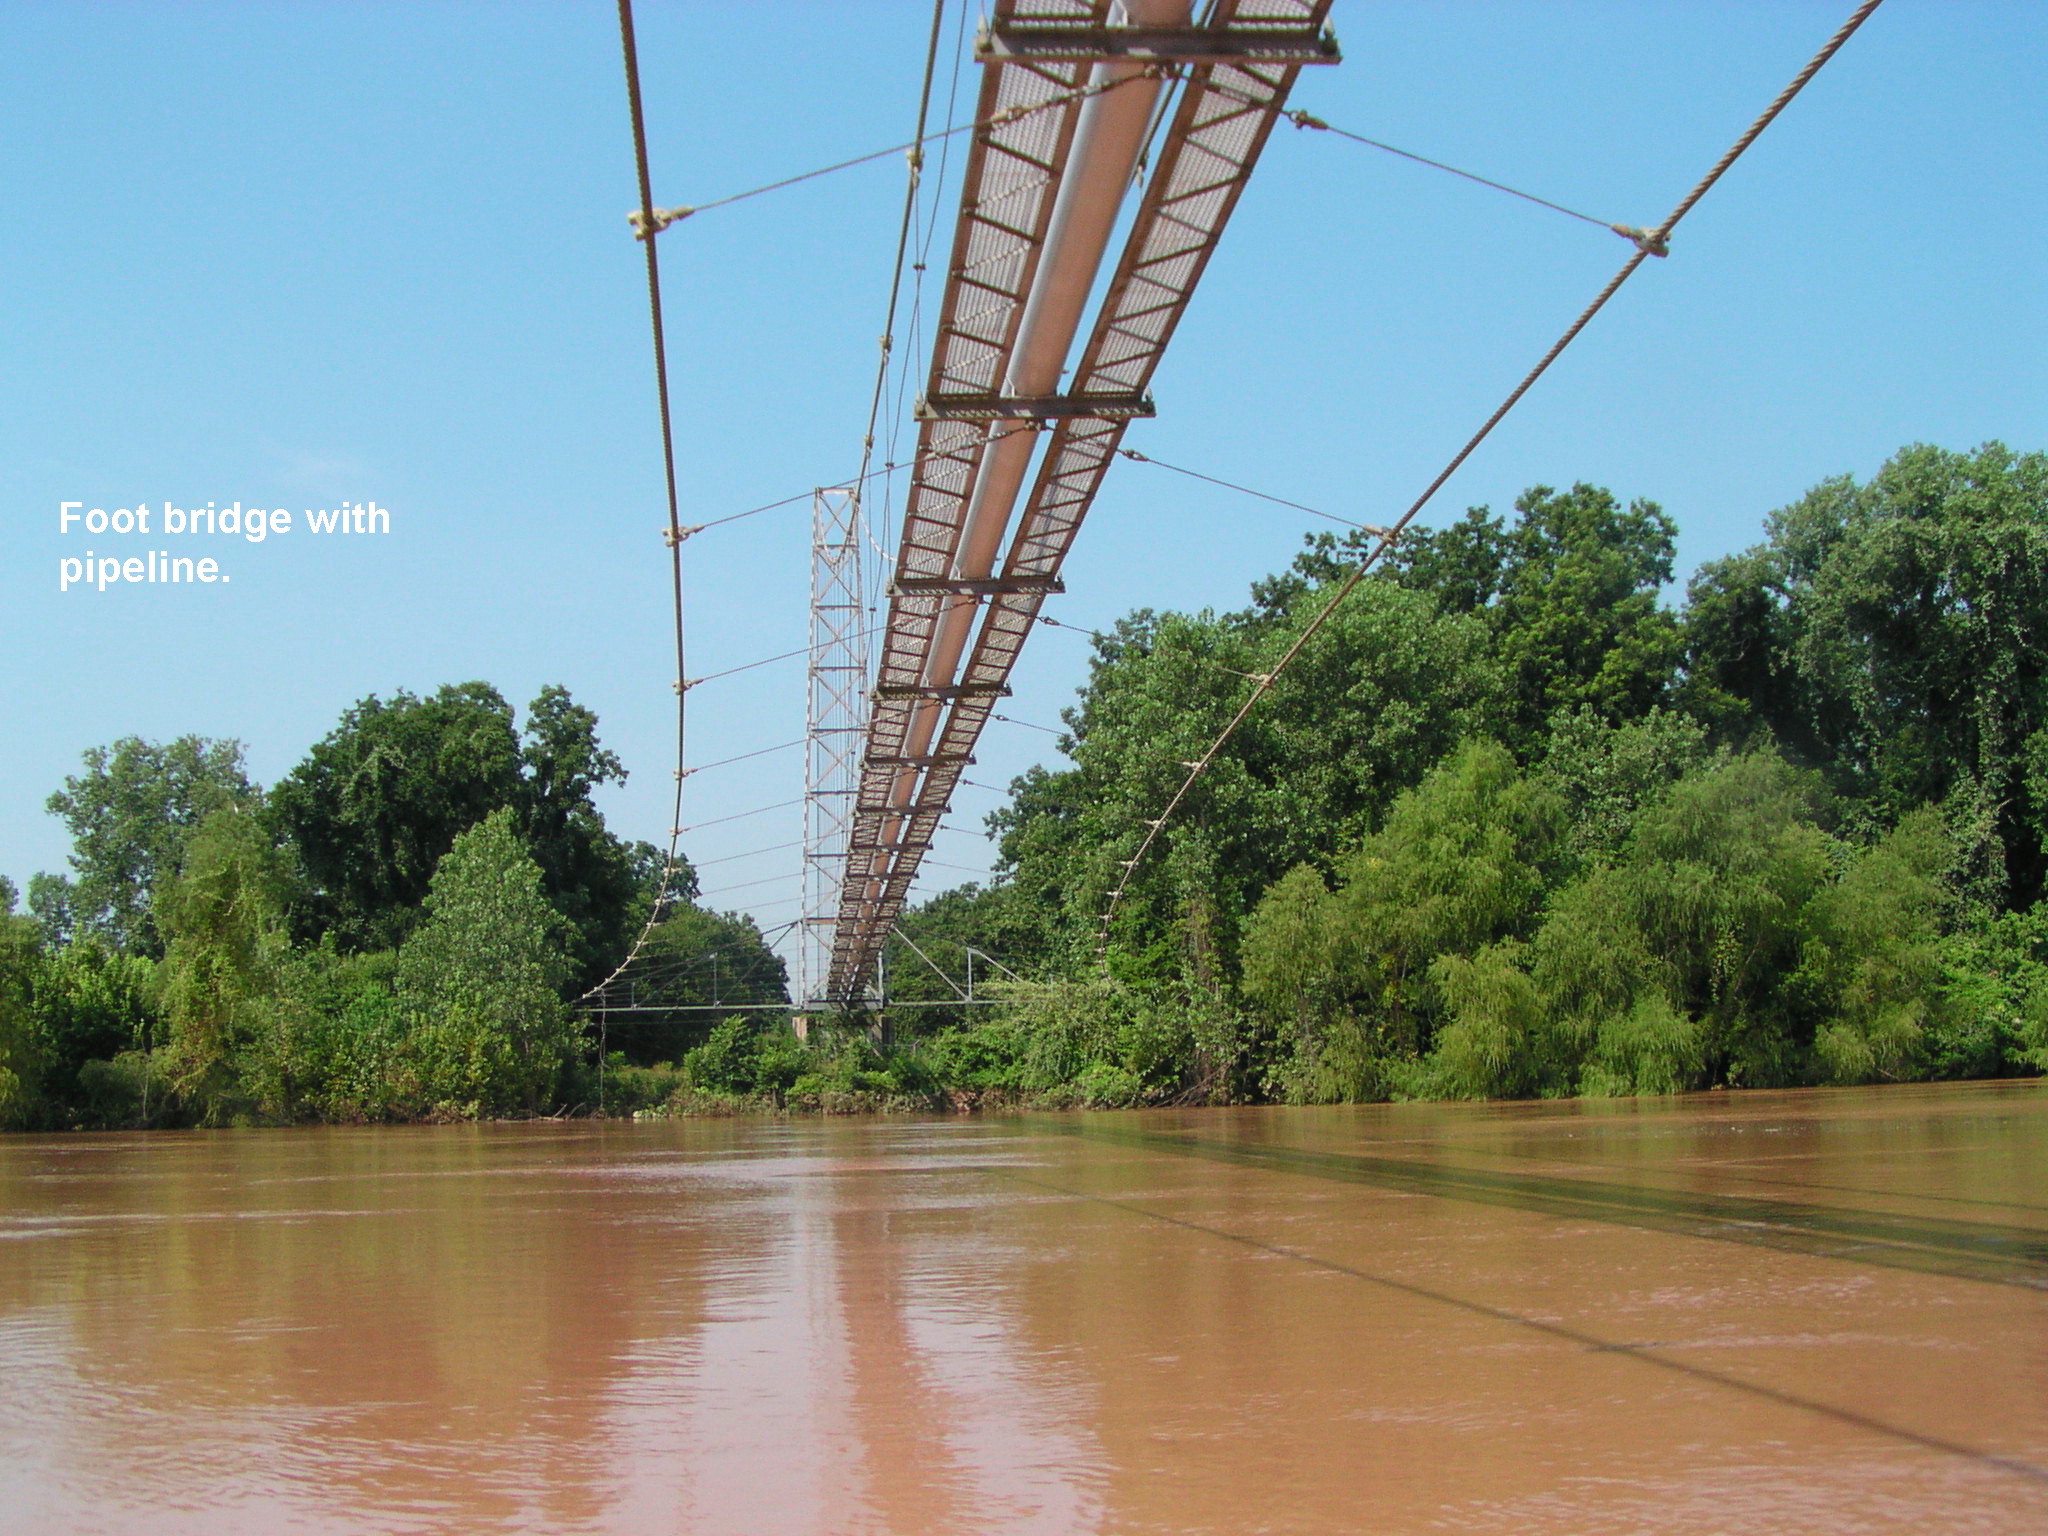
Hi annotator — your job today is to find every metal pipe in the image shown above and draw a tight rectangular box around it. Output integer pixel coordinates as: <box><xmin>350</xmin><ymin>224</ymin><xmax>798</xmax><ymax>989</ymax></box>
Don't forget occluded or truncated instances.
<box><xmin>869</xmin><ymin>0</ymin><xmax>1188</xmax><ymax>882</ymax></box>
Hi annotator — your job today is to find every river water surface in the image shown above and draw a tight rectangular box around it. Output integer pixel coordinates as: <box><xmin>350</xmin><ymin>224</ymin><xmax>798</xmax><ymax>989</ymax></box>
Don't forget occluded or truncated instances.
<box><xmin>2</xmin><ymin>1081</ymin><xmax>2045</xmax><ymax>1534</ymax></box>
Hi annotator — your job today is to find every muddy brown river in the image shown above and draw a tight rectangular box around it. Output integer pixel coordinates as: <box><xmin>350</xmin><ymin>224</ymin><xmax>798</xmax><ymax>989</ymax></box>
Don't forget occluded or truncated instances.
<box><xmin>2</xmin><ymin>1081</ymin><xmax>2044</xmax><ymax>1533</ymax></box>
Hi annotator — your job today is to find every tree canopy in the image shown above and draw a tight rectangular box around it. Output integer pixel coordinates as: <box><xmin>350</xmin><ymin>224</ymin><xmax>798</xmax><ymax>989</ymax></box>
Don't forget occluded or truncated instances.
<box><xmin>1687</xmin><ymin>442</ymin><xmax>2048</xmax><ymax>904</ymax></box>
<box><xmin>266</xmin><ymin>681</ymin><xmax>644</xmax><ymax>976</ymax></box>
<box><xmin>44</xmin><ymin>736</ymin><xmax>258</xmax><ymax>953</ymax></box>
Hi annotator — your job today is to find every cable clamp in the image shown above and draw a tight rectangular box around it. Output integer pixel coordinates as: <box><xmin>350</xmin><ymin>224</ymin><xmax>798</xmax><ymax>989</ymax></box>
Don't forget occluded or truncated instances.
<box><xmin>1287</xmin><ymin>109</ymin><xmax>1330</xmax><ymax>132</ymax></box>
<box><xmin>663</xmin><ymin>524</ymin><xmax>703</xmax><ymax>548</ymax></box>
<box><xmin>628</xmin><ymin>205</ymin><xmax>694</xmax><ymax>240</ymax></box>
<box><xmin>1118</xmin><ymin>448</ymin><xmax>1152</xmax><ymax>463</ymax></box>
<box><xmin>1612</xmin><ymin>224</ymin><xmax>1670</xmax><ymax>257</ymax></box>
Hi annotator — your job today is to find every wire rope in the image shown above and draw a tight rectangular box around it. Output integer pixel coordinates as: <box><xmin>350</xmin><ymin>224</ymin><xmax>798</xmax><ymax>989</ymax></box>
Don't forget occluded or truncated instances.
<box><xmin>579</xmin><ymin>0</ymin><xmax>692</xmax><ymax>1026</ymax></box>
<box><xmin>1033</xmin><ymin>613</ymin><xmax>1278</xmax><ymax>683</ymax></box>
<box><xmin>628</xmin><ymin>67</ymin><xmax>1162</xmax><ymax>235</ymax></box>
<box><xmin>682</xmin><ymin>738</ymin><xmax>805</xmax><ymax>779</ymax></box>
<box><xmin>684</xmin><ymin>626</ymin><xmax>885</xmax><ymax>690</ymax></box>
<box><xmin>679</xmin><ymin>798</ymin><xmax>803</xmax><ymax>833</ymax></box>
<box><xmin>992</xmin><ymin>713</ymin><xmax>1067</xmax><ymax>739</ymax></box>
<box><xmin>1204</xmin><ymin>77</ymin><xmax>1665</xmax><ymax>253</ymax></box>
<box><xmin>855</xmin><ymin>0</ymin><xmax>948</xmax><ymax>499</ymax></box>
<box><xmin>691</xmin><ymin>838</ymin><xmax>805</xmax><ymax>870</ymax></box>
<box><xmin>1115</xmin><ymin>448</ymin><xmax>1374</xmax><ymax>532</ymax></box>
<box><xmin>678</xmin><ymin>418</ymin><xmax>1048</xmax><ymax>540</ymax></box>
<box><xmin>697</xmin><ymin>869</ymin><xmax>805</xmax><ymax>901</ymax></box>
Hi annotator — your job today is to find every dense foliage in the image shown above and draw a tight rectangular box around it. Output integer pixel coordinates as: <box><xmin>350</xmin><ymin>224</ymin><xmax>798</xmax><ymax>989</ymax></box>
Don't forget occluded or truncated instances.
<box><xmin>1</xmin><ymin>686</ymin><xmax>786</xmax><ymax>1128</ymax></box>
<box><xmin>883</xmin><ymin>443</ymin><xmax>2048</xmax><ymax>1106</ymax></box>
<box><xmin>5</xmin><ymin>442</ymin><xmax>2044</xmax><ymax>1127</ymax></box>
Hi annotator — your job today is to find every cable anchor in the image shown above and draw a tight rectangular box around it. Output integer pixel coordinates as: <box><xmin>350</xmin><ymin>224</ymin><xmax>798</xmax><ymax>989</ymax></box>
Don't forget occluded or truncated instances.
<box><xmin>663</xmin><ymin>523</ymin><xmax>702</xmax><ymax>548</ymax></box>
<box><xmin>628</xmin><ymin>205</ymin><xmax>694</xmax><ymax>239</ymax></box>
<box><xmin>1612</xmin><ymin>224</ymin><xmax>1670</xmax><ymax>257</ymax></box>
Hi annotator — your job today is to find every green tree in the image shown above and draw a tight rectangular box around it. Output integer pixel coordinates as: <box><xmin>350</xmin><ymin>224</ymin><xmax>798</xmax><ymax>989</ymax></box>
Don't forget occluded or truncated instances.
<box><xmin>519</xmin><ymin>686</ymin><xmax>647</xmax><ymax>987</ymax></box>
<box><xmin>1801</xmin><ymin>812</ymin><xmax>1949</xmax><ymax>1084</ymax></box>
<box><xmin>269</xmin><ymin>683</ymin><xmax>525</xmax><ymax>951</ymax></box>
<box><xmin>155</xmin><ymin>805</ymin><xmax>293</xmax><ymax>1121</ymax></box>
<box><xmin>0</xmin><ymin>882</ymin><xmax>46</xmax><ymax>1127</ymax></box>
<box><xmin>26</xmin><ymin>938</ymin><xmax>157</xmax><ymax>1122</ymax></box>
<box><xmin>45</xmin><ymin>736</ymin><xmax>258</xmax><ymax>952</ymax></box>
<box><xmin>1512</xmin><ymin>751</ymin><xmax>1955</xmax><ymax>1093</ymax></box>
<box><xmin>26</xmin><ymin>872</ymin><xmax>79</xmax><ymax>946</ymax></box>
<box><xmin>1686</xmin><ymin>443</ymin><xmax>2048</xmax><ymax>905</ymax></box>
<box><xmin>1539</xmin><ymin>705</ymin><xmax>1714</xmax><ymax>865</ymax></box>
<box><xmin>885</xmin><ymin>880</ymin><xmax>1041</xmax><ymax>1030</ymax></box>
<box><xmin>396</xmin><ymin>808</ymin><xmax>575</xmax><ymax>1116</ymax></box>
<box><xmin>1483</xmin><ymin>483</ymin><xmax>1684</xmax><ymax>742</ymax></box>
<box><xmin>1269</xmin><ymin>482</ymin><xmax>1683</xmax><ymax>750</ymax></box>
<box><xmin>1536</xmin><ymin>752</ymin><xmax>1832</xmax><ymax>1090</ymax></box>
<box><xmin>1002</xmin><ymin>582</ymin><xmax>1505</xmax><ymax>979</ymax></box>
<box><xmin>1241</xmin><ymin>741</ymin><xmax>1564</xmax><ymax>1099</ymax></box>
<box><xmin>270</xmin><ymin>682</ymin><xmax>642</xmax><ymax>975</ymax></box>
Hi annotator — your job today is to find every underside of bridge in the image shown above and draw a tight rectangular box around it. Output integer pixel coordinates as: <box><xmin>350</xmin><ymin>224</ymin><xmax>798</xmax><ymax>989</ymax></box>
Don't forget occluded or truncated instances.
<box><xmin>821</xmin><ymin>0</ymin><xmax>1338</xmax><ymax>1006</ymax></box>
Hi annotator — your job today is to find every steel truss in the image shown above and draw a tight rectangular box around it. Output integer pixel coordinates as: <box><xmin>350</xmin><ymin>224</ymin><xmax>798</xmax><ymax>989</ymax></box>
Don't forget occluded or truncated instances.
<box><xmin>801</xmin><ymin>486</ymin><xmax>870</xmax><ymax>1009</ymax></box>
<box><xmin>827</xmin><ymin>0</ymin><xmax>1335</xmax><ymax>1000</ymax></box>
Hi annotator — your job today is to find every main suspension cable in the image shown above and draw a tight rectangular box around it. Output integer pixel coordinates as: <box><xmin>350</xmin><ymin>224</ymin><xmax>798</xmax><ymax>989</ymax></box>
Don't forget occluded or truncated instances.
<box><xmin>580</xmin><ymin>0</ymin><xmax>693</xmax><ymax>1014</ymax></box>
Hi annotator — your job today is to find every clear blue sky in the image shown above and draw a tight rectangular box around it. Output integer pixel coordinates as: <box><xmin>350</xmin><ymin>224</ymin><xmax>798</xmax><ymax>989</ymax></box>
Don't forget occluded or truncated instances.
<box><xmin>4</xmin><ymin>1</ymin><xmax>2043</xmax><ymax>961</ymax></box>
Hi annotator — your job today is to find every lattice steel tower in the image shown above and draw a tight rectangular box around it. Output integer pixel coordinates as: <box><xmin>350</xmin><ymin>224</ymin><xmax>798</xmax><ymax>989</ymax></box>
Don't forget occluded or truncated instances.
<box><xmin>800</xmin><ymin>487</ymin><xmax>871</xmax><ymax>1010</ymax></box>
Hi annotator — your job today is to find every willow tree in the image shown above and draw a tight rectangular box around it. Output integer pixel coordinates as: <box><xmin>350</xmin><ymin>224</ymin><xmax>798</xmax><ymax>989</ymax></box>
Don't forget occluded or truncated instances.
<box><xmin>155</xmin><ymin>806</ymin><xmax>292</xmax><ymax>1121</ymax></box>
<box><xmin>1240</xmin><ymin>740</ymin><xmax>1565</xmax><ymax>1100</ymax></box>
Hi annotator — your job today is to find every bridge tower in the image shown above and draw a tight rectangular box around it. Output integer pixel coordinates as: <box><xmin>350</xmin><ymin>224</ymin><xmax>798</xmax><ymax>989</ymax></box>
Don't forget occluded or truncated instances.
<box><xmin>799</xmin><ymin>486</ymin><xmax>871</xmax><ymax>1012</ymax></box>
